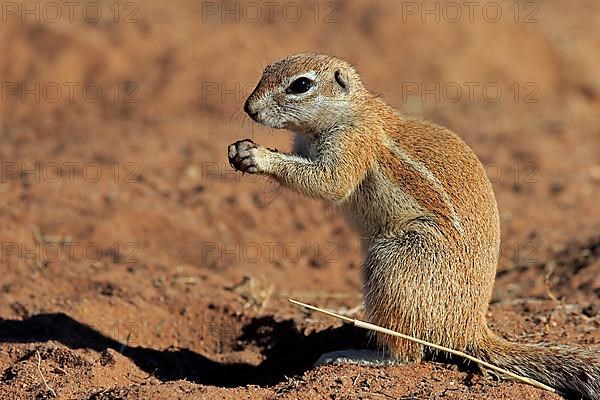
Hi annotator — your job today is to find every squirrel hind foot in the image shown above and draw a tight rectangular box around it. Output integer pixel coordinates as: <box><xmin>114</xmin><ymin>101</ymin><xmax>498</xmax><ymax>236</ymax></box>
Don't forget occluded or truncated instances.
<box><xmin>314</xmin><ymin>348</ymin><xmax>407</xmax><ymax>367</ymax></box>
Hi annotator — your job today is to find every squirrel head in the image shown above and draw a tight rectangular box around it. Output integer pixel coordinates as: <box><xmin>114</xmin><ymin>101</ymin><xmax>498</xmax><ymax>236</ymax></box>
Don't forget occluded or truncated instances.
<box><xmin>244</xmin><ymin>53</ymin><xmax>366</xmax><ymax>134</ymax></box>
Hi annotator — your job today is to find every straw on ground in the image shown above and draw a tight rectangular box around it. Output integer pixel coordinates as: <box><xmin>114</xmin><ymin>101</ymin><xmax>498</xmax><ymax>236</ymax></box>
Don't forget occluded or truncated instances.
<box><xmin>35</xmin><ymin>350</ymin><xmax>57</xmax><ymax>398</ymax></box>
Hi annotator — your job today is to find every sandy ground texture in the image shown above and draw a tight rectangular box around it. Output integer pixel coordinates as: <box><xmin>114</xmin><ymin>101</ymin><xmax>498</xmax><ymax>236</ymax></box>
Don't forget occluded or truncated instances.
<box><xmin>0</xmin><ymin>0</ymin><xmax>599</xmax><ymax>398</ymax></box>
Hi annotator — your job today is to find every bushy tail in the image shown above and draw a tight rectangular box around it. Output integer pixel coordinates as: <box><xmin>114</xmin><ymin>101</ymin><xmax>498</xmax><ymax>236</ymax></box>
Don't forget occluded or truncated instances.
<box><xmin>475</xmin><ymin>329</ymin><xmax>600</xmax><ymax>399</ymax></box>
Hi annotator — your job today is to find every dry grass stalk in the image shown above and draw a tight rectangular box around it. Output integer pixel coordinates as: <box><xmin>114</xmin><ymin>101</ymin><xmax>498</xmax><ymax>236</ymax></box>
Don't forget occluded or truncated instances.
<box><xmin>35</xmin><ymin>351</ymin><xmax>57</xmax><ymax>398</ymax></box>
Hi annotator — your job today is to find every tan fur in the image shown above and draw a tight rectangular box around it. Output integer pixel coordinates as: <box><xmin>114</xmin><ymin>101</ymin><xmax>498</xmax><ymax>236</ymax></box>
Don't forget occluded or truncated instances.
<box><xmin>228</xmin><ymin>53</ymin><xmax>600</xmax><ymax>399</ymax></box>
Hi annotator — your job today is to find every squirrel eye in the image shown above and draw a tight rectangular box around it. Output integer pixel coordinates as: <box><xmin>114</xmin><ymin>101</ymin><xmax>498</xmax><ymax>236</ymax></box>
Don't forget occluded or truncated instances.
<box><xmin>286</xmin><ymin>77</ymin><xmax>313</xmax><ymax>94</ymax></box>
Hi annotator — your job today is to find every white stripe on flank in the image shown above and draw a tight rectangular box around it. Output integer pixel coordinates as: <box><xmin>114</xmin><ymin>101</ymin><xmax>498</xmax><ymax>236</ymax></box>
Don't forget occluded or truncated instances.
<box><xmin>383</xmin><ymin>137</ymin><xmax>464</xmax><ymax>234</ymax></box>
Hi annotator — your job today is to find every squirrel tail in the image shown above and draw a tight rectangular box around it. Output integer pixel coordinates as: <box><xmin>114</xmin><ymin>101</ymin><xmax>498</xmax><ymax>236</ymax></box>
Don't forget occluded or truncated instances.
<box><xmin>474</xmin><ymin>328</ymin><xmax>600</xmax><ymax>399</ymax></box>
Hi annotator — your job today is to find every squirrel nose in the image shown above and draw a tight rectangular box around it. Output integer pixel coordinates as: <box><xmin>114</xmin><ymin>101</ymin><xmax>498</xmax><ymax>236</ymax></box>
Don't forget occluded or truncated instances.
<box><xmin>244</xmin><ymin>99</ymin><xmax>259</xmax><ymax>119</ymax></box>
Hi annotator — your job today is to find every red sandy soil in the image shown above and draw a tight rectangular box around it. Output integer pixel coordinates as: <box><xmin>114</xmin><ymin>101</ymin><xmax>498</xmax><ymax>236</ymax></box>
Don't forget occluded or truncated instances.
<box><xmin>0</xmin><ymin>0</ymin><xmax>599</xmax><ymax>399</ymax></box>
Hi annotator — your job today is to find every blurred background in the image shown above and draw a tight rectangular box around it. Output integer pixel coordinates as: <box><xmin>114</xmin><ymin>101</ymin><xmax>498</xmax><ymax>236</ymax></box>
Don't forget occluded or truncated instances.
<box><xmin>0</xmin><ymin>1</ymin><xmax>598</xmax><ymax>398</ymax></box>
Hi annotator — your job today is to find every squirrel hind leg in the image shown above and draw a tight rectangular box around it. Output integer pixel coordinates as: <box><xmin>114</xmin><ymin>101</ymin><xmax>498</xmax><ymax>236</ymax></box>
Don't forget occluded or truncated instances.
<box><xmin>361</xmin><ymin>230</ymin><xmax>477</xmax><ymax>364</ymax></box>
<box><xmin>314</xmin><ymin>348</ymin><xmax>408</xmax><ymax>367</ymax></box>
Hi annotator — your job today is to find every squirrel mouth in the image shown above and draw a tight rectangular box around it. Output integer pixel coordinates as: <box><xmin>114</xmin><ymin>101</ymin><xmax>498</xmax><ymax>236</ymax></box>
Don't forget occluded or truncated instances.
<box><xmin>246</xmin><ymin>110</ymin><xmax>260</xmax><ymax>122</ymax></box>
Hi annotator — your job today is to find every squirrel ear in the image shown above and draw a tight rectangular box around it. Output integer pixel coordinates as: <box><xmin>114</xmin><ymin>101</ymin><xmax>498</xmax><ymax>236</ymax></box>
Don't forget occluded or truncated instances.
<box><xmin>334</xmin><ymin>70</ymin><xmax>349</xmax><ymax>93</ymax></box>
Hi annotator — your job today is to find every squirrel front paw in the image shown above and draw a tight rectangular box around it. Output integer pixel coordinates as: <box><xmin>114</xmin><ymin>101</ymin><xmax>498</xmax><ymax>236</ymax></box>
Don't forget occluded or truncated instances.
<box><xmin>228</xmin><ymin>139</ymin><xmax>275</xmax><ymax>174</ymax></box>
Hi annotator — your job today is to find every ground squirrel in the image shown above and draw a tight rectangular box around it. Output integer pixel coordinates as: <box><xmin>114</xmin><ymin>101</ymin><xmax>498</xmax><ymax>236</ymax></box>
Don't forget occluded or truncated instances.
<box><xmin>228</xmin><ymin>53</ymin><xmax>600</xmax><ymax>398</ymax></box>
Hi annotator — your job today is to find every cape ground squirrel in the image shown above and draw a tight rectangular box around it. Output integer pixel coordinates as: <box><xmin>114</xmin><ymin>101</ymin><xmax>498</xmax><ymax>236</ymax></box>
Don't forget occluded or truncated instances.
<box><xmin>228</xmin><ymin>53</ymin><xmax>600</xmax><ymax>398</ymax></box>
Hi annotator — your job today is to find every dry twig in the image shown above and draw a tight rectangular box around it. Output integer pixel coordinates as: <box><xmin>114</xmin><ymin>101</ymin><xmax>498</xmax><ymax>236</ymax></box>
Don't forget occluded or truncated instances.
<box><xmin>35</xmin><ymin>351</ymin><xmax>57</xmax><ymax>398</ymax></box>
